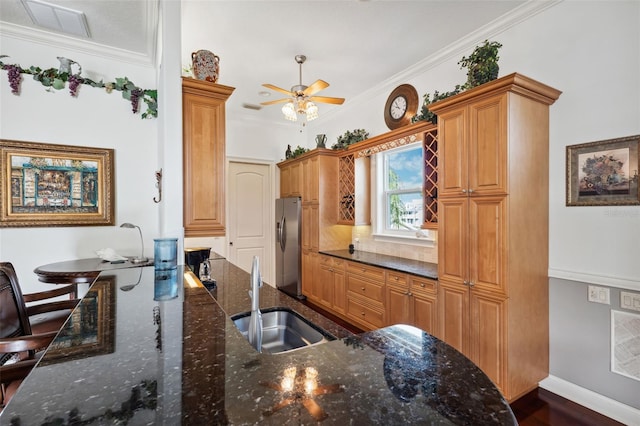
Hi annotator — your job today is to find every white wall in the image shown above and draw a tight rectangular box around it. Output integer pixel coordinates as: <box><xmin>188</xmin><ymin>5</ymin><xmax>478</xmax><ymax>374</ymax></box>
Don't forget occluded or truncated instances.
<box><xmin>0</xmin><ymin>36</ymin><xmax>159</xmax><ymax>292</ymax></box>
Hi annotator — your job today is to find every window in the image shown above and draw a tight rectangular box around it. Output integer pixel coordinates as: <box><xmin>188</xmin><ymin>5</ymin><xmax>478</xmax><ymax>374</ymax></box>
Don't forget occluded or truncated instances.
<box><xmin>374</xmin><ymin>143</ymin><xmax>425</xmax><ymax>239</ymax></box>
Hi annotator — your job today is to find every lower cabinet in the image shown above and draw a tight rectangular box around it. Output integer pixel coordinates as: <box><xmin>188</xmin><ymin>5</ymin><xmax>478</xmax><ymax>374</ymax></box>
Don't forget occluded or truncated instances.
<box><xmin>301</xmin><ymin>249</ymin><xmax>318</xmax><ymax>301</ymax></box>
<box><xmin>345</xmin><ymin>262</ymin><xmax>386</xmax><ymax>330</ymax></box>
<box><xmin>317</xmin><ymin>255</ymin><xmax>346</xmax><ymax>314</ymax></box>
<box><xmin>438</xmin><ymin>279</ymin><xmax>507</xmax><ymax>393</ymax></box>
<box><xmin>386</xmin><ymin>272</ymin><xmax>438</xmax><ymax>335</ymax></box>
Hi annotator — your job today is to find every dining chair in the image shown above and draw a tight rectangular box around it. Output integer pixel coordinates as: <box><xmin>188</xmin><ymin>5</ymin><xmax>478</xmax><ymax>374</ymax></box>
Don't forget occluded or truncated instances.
<box><xmin>0</xmin><ymin>262</ymin><xmax>79</xmax><ymax>410</ymax></box>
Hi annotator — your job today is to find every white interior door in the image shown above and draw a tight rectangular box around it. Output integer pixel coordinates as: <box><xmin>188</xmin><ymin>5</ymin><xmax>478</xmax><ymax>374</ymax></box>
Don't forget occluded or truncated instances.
<box><xmin>227</xmin><ymin>160</ymin><xmax>273</xmax><ymax>285</ymax></box>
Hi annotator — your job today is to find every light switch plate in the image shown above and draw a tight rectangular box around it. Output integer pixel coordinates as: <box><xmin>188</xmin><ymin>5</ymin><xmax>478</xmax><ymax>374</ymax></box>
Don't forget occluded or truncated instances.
<box><xmin>621</xmin><ymin>291</ymin><xmax>640</xmax><ymax>312</ymax></box>
<box><xmin>588</xmin><ymin>285</ymin><xmax>610</xmax><ymax>304</ymax></box>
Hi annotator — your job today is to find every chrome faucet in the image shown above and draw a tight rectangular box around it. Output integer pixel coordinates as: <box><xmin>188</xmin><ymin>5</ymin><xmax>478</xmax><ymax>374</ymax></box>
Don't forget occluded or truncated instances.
<box><xmin>247</xmin><ymin>256</ymin><xmax>263</xmax><ymax>353</ymax></box>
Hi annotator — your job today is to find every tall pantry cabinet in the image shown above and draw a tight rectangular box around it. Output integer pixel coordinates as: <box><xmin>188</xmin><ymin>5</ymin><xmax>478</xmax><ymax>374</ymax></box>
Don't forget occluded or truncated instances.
<box><xmin>429</xmin><ymin>73</ymin><xmax>561</xmax><ymax>401</ymax></box>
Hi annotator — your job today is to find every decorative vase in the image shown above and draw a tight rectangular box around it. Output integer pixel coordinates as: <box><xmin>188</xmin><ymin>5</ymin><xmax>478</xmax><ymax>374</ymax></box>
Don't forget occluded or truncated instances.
<box><xmin>315</xmin><ymin>134</ymin><xmax>327</xmax><ymax>148</ymax></box>
<box><xmin>191</xmin><ymin>50</ymin><xmax>220</xmax><ymax>83</ymax></box>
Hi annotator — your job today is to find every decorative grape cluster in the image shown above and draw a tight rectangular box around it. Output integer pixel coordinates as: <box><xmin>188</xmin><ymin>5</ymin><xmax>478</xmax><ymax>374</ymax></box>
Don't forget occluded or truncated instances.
<box><xmin>5</xmin><ymin>64</ymin><xmax>22</xmax><ymax>94</ymax></box>
<box><xmin>67</xmin><ymin>74</ymin><xmax>83</xmax><ymax>97</ymax></box>
<box><xmin>129</xmin><ymin>88</ymin><xmax>143</xmax><ymax>113</ymax></box>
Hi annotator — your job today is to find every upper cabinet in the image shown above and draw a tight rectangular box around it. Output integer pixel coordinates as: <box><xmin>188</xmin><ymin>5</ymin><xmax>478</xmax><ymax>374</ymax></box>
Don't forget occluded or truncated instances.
<box><xmin>182</xmin><ymin>78</ymin><xmax>234</xmax><ymax>237</ymax></box>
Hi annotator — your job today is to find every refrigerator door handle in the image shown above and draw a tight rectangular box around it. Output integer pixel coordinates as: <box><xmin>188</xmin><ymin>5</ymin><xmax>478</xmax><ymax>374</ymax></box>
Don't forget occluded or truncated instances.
<box><xmin>280</xmin><ymin>215</ymin><xmax>286</xmax><ymax>252</ymax></box>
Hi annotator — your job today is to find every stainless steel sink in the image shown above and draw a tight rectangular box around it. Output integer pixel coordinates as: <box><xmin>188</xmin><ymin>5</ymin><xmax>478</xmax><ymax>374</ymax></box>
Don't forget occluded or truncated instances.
<box><xmin>231</xmin><ymin>307</ymin><xmax>336</xmax><ymax>354</ymax></box>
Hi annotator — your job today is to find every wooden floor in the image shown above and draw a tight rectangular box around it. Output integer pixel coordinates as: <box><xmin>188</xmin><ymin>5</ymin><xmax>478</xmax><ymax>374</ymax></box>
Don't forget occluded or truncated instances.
<box><xmin>301</xmin><ymin>299</ymin><xmax>625</xmax><ymax>426</ymax></box>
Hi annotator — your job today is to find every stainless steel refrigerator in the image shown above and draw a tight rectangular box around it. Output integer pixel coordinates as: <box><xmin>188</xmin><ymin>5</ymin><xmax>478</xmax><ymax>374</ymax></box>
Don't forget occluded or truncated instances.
<box><xmin>275</xmin><ymin>197</ymin><xmax>304</xmax><ymax>299</ymax></box>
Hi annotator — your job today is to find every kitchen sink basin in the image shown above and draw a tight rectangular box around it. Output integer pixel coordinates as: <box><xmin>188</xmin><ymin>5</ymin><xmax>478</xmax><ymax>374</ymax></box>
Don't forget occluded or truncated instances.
<box><xmin>231</xmin><ymin>307</ymin><xmax>336</xmax><ymax>354</ymax></box>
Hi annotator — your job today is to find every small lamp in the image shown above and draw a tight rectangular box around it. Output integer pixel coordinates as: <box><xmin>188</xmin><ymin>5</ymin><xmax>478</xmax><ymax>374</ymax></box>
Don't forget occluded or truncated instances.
<box><xmin>120</xmin><ymin>223</ymin><xmax>148</xmax><ymax>263</ymax></box>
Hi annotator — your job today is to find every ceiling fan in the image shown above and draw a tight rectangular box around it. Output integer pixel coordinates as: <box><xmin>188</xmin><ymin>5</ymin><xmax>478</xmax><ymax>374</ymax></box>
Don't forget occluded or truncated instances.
<box><xmin>261</xmin><ymin>54</ymin><xmax>345</xmax><ymax>121</ymax></box>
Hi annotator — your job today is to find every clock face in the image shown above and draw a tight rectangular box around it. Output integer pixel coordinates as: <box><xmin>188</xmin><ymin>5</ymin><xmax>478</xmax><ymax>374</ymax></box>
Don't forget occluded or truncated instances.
<box><xmin>390</xmin><ymin>96</ymin><xmax>407</xmax><ymax>120</ymax></box>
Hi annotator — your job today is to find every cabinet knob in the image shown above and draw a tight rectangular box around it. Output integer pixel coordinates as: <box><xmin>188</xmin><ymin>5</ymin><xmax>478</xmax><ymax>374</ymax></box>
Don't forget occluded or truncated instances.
<box><xmin>361</xmin><ymin>287</ymin><xmax>365</xmax><ymax>291</ymax></box>
<box><xmin>393</xmin><ymin>276</ymin><xmax>399</xmax><ymax>281</ymax></box>
<box><xmin>404</xmin><ymin>291</ymin><xmax>410</xmax><ymax>296</ymax></box>
<box><xmin>361</xmin><ymin>311</ymin><xmax>365</xmax><ymax>316</ymax></box>
<box><xmin>468</xmin><ymin>189</ymin><xmax>474</xmax><ymax>193</ymax></box>
<box><xmin>469</xmin><ymin>281</ymin><xmax>475</xmax><ymax>287</ymax></box>
<box><xmin>463</xmin><ymin>280</ymin><xmax>469</xmax><ymax>286</ymax></box>
<box><xmin>461</xmin><ymin>189</ymin><xmax>467</xmax><ymax>193</ymax></box>
<box><xmin>408</xmin><ymin>292</ymin><xmax>413</xmax><ymax>297</ymax></box>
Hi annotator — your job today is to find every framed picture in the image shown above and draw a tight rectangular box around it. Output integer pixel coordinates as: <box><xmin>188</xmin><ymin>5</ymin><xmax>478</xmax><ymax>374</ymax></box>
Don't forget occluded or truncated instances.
<box><xmin>40</xmin><ymin>277</ymin><xmax>116</xmax><ymax>365</ymax></box>
<box><xmin>566</xmin><ymin>135</ymin><xmax>639</xmax><ymax>206</ymax></box>
<box><xmin>0</xmin><ymin>139</ymin><xmax>115</xmax><ymax>227</ymax></box>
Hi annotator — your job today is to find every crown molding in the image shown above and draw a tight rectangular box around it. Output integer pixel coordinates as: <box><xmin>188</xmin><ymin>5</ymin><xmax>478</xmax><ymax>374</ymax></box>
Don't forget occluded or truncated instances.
<box><xmin>0</xmin><ymin>20</ymin><xmax>156</xmax><ymax>67</ymax></box>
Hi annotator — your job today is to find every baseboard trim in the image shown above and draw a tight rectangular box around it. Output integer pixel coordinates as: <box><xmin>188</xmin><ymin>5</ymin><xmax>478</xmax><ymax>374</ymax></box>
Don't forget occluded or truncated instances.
<box><xmin>540</xmin><ymin>375</ymin><xmax>640</xmax><ymax>425</ymax></box>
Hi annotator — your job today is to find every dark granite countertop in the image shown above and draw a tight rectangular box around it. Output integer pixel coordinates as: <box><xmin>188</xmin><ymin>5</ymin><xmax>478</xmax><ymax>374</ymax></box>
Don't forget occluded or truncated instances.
<box><xmin>320</xmin><ymin>249</ymin><xmax>438</xmax><ymax>280</ymax></box>
<box><xmin>1</xmin><ymin>258</ymin><xmax>513</xmax><ymax>425</ymax></box>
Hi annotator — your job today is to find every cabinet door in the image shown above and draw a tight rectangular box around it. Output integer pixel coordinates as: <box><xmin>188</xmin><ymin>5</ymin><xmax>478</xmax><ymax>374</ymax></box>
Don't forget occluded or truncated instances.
<box><xmin>303</xmin><ymin>157</ymin><xmax>319</xmax><ymax>203</ymax></box>
<box><xmin>469</xmin><ymin>196</ymin><xmax>507</xmax><ymax>295</ymax></box>
<box><xmin>302</xmin><ymin>249</ymin><xmax>318</xmax><ymax>301</ymax></box>
<box><xmin>412</xmin><ymin>293</ymin><xmax>437</xmax><ymax>336</ymax></box>
<box><xmin>438</xmin><ymin>198</ymin><xmax>468</xmax><ymax>285</ymax></box>
<box><xmin>468</xmin><ymin>93</ymin><xmax>507</xmax><ymax>195</ymax></box>
<box><xmin>289</xmin><ymin>161</ymin><xmax>303</xmax><ymax>197</ymax></box>
<box><xmin>438</xmin><ymin>108</ymin><xmax>467</xmax><ymax>198</ymax></box>
<box><xmin>301</xmin><ymin>205</ymin><xmax>311</xmax><ymax>251</ymax></box>
<box><xmin>333</xmin><ymin>268</ymin><xmax>346</xmax><ymax>315</ymax></box>
<box><xmin>317</xmin><ymin>262</ymin><xmax>334</xmax><ymax>309</ymax></box>
<box><xmin>280</xmin><ymin>165</ymin><xmax>292</xmax><ymax>197</ymax></box>
<box><xmin>183</xmin><ymin>87</ymin><xmax>228</xmax><ymax>237</ymax></box>
<box><xmin>437</xmin><ymin>280</ymin><xmax>469</xmax><ymax>354</ymax></box>
<box><xmin>310</xmin><ymin>204</ymin><xmax>320</xmax><ymax>251</ymax></box>
<box><xmin>469</xmin><ymin>291</ymin><xmax>506</xmax><ymax>393</ymax></box>
<box><xmin>386</xmin><ymin>284</ymin><xmax>410</xmax><ymax>326</ymax></box>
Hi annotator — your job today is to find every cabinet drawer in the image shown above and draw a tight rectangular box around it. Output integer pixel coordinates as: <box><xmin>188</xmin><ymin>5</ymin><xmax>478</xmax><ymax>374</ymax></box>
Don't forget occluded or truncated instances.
<box><xmin>387</xmin><ymin>272</ymin><xmax>408</xmax><ymax>287</ymax></box>
<box><xmin>347</xmin><ymin>274</ymin><xmax>384</xmax><ymax>304</ymax></box>
<box><xmin>346</xmin><ymin>262</ymin><xmax>385</xmax><ymax>282</ymax></box>
<box><xmin>411</xmin><ymin>276</ymin><xmax>437</xmax><ymax>295</ymax></box>
<box><xmin>347</xmin><ymin>296</ymin><xmax>384</xmax><ymax>329</ymax></box>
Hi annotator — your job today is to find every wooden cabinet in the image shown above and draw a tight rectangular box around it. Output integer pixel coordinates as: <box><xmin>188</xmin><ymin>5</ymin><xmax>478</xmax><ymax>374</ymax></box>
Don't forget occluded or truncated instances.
<box><xmin>317</xmin><ymin>255</ymin><xmax>346</xmax><ymax>314</ymax></box>
<box><xmin>430</xmin><ymin>73</ymin><xmax>561</xmax><ymax>401</ymax></box>
<box><xmin>279</xmin><ymin>150</ymin><xmax>352</xmax><ymax>302</ymax></box>
<box><xmin>386</xmin><ymin>272</ymin><xmax>437</xmax><ymax>335</ymax></box>
<box><xmin>345</xmin><ymin>262</ymin><xmax>386</xmax><ymax>330</ymax></box>
<box><xmin>182</xmin><ymin>77</ymin><xmax>234</xmax><ymax>237</ymax></box>
<box><xmin>279</xmin><ymin>161</ymin><xmax>302</xmax><ymax>198</ymax></box>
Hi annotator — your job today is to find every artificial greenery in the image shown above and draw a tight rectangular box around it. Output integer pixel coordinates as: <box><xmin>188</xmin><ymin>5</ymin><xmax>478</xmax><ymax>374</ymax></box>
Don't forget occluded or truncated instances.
<box><xmin>331</xmin><ymin>128</ymin><xmax>369</xmax><ymax>150</ymax></box>
<box><xmin>412</xmin><ymin>40</ymin><xmax>502</xmax><ymax>124</ymax></box>
<box><xmin>459</xmin><ymin>40</ymin><xmax>503</xmax><ymax>89</ymax></box>
<box><xmin>0</xmin><ymin>55</ymin><xmax>158</xmax><ymax>119</ymax></box>
<box><xmin>288</xmin><ymin>145</ymin><xmax>310</xmax><ymax>159</ymax></box>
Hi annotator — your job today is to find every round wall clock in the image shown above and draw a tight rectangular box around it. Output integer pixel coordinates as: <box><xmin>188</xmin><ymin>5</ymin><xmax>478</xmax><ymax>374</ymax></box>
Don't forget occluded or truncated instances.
<box><xmin>384</xmin><ymin>84</ymin><xmax>419</xmax><ymax>130</ymax></box>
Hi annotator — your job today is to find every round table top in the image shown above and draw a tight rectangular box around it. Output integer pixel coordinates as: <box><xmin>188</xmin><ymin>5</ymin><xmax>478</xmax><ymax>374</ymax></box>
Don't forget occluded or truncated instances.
<box><xmin>34</xmin><ymin>257</ymin><xmax>154</xmax><ymax>284</ymax></box>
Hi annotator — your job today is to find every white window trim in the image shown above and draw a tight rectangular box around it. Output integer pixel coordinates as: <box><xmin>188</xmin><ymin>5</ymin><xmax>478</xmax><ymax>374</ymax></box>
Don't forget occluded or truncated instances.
<box><xmin>370</xmin><ymin>148</ymin><xmax>435</xmax><ymax>247</ymax></box>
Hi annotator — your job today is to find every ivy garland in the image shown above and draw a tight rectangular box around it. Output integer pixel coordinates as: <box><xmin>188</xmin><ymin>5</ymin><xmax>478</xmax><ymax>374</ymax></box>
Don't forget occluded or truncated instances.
<box><xmin>0</xmin><ymin>55</ymin><xmax>157</xmax><ymax>119</ymax></box>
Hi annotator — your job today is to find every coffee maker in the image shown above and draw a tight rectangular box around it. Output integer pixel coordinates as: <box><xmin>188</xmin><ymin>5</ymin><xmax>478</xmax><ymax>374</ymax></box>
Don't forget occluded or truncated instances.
<box><xmin>184</xmin><ymin>247</ymin><xmax>211</xmax><ymax>279</ymax></box>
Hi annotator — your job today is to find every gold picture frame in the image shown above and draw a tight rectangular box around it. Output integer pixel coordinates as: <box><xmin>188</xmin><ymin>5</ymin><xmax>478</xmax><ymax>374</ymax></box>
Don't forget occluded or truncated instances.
<box><xmin>40</xmin><ymin>277</ymin><xmax>116</xmax><ymax>365</ymax></box>
<box><xmin>566</xmin><ymin>135</ymin><xmax>639</xmax><ymax>206</ymax></box>
<box><xmin>0</xmin><ymin>139</ymin><xmax>115</xmax><ymax>227</ymax></box>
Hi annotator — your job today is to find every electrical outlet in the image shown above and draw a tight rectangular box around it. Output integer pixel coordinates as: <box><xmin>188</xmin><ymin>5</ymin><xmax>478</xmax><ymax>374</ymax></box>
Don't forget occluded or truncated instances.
<box><xmin>621</xmin><ymin>291</ymin><xmax>640</xmax><ymax>312</ymax></box>
<box><xmin>588</xmin><ymin>285</ymin><xmax>610</xmax><ymax>304</ymax></box>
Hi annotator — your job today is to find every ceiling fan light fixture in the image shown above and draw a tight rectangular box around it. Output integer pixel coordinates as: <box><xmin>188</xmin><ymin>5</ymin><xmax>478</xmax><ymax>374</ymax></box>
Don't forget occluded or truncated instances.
<box><xmin>305</xmin><ymin>102</ymin><xmax>319</xmax><ymax>121</ymax></box>
<box><xmin>282</xmin><ymin>101</ymin><xmax>297</xmax><ymax>121</ymax></box>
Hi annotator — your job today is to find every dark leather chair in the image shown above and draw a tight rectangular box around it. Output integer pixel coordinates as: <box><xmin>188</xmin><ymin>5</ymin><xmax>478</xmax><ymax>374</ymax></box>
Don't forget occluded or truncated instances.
<box><xmin>0</xmin><ymin>262</ymin><xmax>79</xmax><ymax>410</ymax></box>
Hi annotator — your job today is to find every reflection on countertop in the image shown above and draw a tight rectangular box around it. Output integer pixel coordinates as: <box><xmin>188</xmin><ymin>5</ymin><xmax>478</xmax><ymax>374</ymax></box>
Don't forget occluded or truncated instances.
<box><xmin>320</xmin><ymin>249</ymin><xmax>438</xmax><ymax>280</ymax></box>
<box><xmin>1</xmin><ymin>258</ymin><xmax>514</xmax><ymax>425</ymax></box>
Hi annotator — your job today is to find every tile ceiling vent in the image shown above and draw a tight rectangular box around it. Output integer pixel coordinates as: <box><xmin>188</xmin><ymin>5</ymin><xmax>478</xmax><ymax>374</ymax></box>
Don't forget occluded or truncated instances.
<box><xmin>21</xmin><ymin>0</ymin><xmax>90</xmax><ymax>38</ymax></box>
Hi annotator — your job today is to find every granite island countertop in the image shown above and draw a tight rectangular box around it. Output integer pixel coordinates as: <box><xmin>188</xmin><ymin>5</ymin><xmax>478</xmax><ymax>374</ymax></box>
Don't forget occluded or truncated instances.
<box><xmin>320</xmin><ymin>249</ymin><xmax>438</xmax><ymax>279</ymax></box>
<box><xmin>1</xmin><ymin>258</ymin><xmax>514</xmax><ymax>425</ymax></box>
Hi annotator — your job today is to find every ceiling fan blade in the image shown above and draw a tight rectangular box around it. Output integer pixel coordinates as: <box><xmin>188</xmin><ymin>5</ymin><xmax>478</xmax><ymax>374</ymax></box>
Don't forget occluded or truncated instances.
<box><xmin>303</xmin><ymin>79</ymin><xmax>329</xmax><ymax>96</ymax></box>
<box><xmin>262</xmin><ymin>83</ymin><xmax>294</xmax><ymax>96</ymax></box>
<box><xmin>260</xmin><ymin>98</ymin><xmax>292</xmax><ymax>106</ymax></box>
<box><xmin>309</xmin><ymin>95</ymin><xmax>345</xmax><ymax>105</ymax></box>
